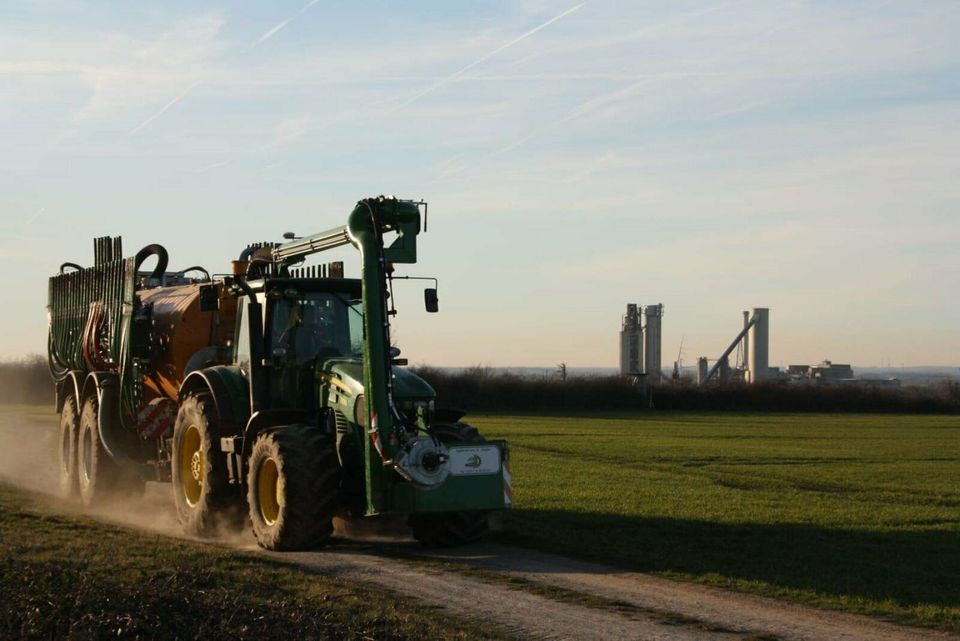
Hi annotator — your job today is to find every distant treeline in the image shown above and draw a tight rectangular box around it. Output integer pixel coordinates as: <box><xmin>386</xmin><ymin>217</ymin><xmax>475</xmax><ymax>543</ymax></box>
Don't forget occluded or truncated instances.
<box><xmin>3</xmin><ymin>357</ymin><xmax>958</xmax><ymax>414</ymax></box>
<box><xmin>0</xmin><ymin>356</ymin><xmax>53</xmax><ymax>405</ymax></box>
<box><xmin>414</xmin><ymin>366</ymin><xmax>960</xmax><ymax>414</ymax></box>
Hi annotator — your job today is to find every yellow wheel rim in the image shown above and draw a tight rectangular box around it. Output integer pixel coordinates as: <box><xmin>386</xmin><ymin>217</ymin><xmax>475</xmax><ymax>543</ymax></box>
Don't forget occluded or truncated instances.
<box><xmin>179</xmin><ymin>425</ymin><xmax>203</xmax><ymax>507</ymax></box>
<box><xmin>257</xmin><ymin>458</ymin><xmax>281</xmax><ymax>526</ymax></box>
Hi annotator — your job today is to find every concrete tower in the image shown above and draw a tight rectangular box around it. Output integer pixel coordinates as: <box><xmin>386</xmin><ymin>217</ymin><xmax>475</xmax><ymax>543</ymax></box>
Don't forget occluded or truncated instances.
<box><xmin>644</xmin><ymin>304</ymin><xmax>663</xmax><ymax>379</ymax></box>
<box><xmin>619</xmin><ymin>304</ymin><xmax>643</xmax><ymax>376</ymax></box>
<box><xmin>747</xmin><ymin>307</ymin><xmax>769</xmax><ymax>383</ymax></box>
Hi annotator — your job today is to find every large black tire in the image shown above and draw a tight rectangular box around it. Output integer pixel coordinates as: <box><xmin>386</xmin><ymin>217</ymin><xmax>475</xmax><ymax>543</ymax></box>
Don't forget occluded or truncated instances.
<box><xmin>247</xmin><ymin>424</ymin><xmax>338</xmax><ymax>551</ymax></box>
<box><xmin>57</xmin><ymin>395</ymin><xmax>80</xmax><ymax>499</ymax></box>
<box><xmin>172</xmin><ymin>393</ymin><xmax>242</xmax><ymax>536</ymax></box>
<box><xmin>409</xmin><ymin>422</ymin><xmax>490</xmax><ymax>547</ymax></box>
<box><xmin>77</xmin><ymin>394</ymin><xmax>119</xmax><ymax>507</ymax></box>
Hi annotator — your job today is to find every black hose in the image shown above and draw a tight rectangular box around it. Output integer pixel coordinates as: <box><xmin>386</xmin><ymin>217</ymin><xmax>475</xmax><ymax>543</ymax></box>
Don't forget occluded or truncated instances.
<box><xmin>233</xmin><ymin>275</ymin><xmax>257</xmax><ymax>301</ymax></box>
<box><xmin>134</xmin><ymin>244</ymin><xmax>169</xmax><ymax>280</ymax></box>
<box><xmin>173</xmin><ymin>265</ymin><xmax>211</xmax><ymax>282</ymax></box>
<box><xmin>59</xmin><ymin>262</ymin><xmax>82</xmax><ymax>274</ymax></box>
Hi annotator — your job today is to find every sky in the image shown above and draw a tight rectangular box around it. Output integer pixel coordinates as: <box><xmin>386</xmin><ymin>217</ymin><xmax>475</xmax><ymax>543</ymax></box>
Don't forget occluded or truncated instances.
<box><xmin>1</xmin><ymin>0</ymin><xmax>958</xmax><ymax>368</ymax></box>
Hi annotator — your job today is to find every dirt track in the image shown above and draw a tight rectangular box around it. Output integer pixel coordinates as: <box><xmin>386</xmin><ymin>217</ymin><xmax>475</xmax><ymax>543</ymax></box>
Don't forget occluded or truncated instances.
<box><xmin>2</xmin><ymin>407</ymin><xmax>956</xmax><ymax>641</ymax></box>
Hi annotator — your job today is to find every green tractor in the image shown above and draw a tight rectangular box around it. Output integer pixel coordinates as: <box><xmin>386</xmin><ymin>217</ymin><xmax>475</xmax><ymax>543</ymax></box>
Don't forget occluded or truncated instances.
<box><xmin>48</xmin><ymin>196</ymin><xmax>511</xmax><ymax>550</ymax></box>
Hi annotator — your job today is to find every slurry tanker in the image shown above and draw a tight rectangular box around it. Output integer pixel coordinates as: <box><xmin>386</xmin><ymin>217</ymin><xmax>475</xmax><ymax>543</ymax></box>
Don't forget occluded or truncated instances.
<box><xmin>47</xmin><ymin>196</ymin><xmax>510</xmax><ymax>550</ymax></box>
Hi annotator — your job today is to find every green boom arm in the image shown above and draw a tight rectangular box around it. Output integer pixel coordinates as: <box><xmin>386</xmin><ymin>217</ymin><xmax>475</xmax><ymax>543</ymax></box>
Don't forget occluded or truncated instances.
<box><xmin>272</xmin><ymin>196</ymin><xmax>423</xmax><ymax>510</ymax></box>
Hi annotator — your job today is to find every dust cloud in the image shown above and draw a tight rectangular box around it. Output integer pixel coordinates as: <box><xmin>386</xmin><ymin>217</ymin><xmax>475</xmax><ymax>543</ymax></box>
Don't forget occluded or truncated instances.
<box><xmin>0</xmin><ymin>405</ymin><xmax>193</xmax><ymax>540</ymax></box>
<box><xmin>0</xmin><ymin>403</ymin><xmax>413</xmax><ymax>545</ymax></box>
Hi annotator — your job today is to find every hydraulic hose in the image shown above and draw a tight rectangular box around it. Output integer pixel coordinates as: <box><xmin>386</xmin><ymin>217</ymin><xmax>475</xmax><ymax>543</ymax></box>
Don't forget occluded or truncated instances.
<box><xmin>134</xmin><ymin>244</ymin><xmax>169</xmax><ymax>280</ymax></box>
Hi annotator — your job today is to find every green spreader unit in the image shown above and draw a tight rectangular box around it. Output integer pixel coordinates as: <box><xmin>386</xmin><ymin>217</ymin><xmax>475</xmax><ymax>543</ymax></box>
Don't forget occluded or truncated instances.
<box><xmin>392</xmin><ymin>439</ymin><xmax>512</xmax><ymax>513</ymax></box>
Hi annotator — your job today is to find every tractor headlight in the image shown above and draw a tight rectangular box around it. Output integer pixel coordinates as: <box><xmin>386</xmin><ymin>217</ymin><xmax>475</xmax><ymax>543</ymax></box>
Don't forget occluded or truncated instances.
<box><xmin>354</xmin><ymin>394</ymin><xmax>366</xmax><ymax>427</ymax></box>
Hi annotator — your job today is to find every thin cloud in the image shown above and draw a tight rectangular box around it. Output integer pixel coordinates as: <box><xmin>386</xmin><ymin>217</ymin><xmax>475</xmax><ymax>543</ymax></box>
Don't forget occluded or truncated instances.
<box><xmin>431</xmin><ymin>77</ymin><xmax>659</xmax><ymax>179</ymax></box>
<box><xmin>0</xmin><ymin>207</ymin><xmax>46</xmax><ymax>250</ymax></box>
<box><xmin>491</xmin><ymin>78</ymin><xmax>658</xmax><ymax>157</ymax></box>
<box><xmin>393</xmin><ymin>2</ymin><xmax>586</xmax><ymax>110</ymax></box>
<box><xmin>252</xmin><ymin>0</ymin><xmax>322</xmax><ymax>48</ymax></box>
<box><xmin>129</xmin><ymin>81</ymin><xmax>202</xmax><ymax>135</ymax></box>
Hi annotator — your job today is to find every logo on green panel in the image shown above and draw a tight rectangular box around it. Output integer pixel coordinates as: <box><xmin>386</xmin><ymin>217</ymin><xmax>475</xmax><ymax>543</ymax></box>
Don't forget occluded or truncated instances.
<box><xmin>466</xmin><ymin>454</ymin><xmax>482</xmax><ymax>468</ymax></box>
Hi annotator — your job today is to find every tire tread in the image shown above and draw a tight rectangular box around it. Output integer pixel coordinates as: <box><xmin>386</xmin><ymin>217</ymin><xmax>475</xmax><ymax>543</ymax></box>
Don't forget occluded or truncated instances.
<box><xmin>248</xmin><ymin>424</ymin><xmax>339</xmax><ymax>551</ymax></box>
<box><xmin>409</xmin><ymin>422</ymin><xmax>490</xmax><ymax>547</ymax></box>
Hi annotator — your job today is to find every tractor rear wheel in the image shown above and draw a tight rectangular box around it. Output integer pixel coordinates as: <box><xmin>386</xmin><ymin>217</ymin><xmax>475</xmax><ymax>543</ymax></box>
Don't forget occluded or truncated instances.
<box><xmin>172</xmin><ymin>393</ymin><xmax>243</xmax><ymax>536</ymax></box>
<box><xmin>247</xmin><ymin>424</ymin><xmax>338</xmax><ymax>551</ymax></box>
<box><xmin>77</xmin><ymin>394</ymin><xmax>119</xmax><ymax>507</ymax></box>
<box><xmin>57</xmin><ymin>395</ymin><xmax>80</xmax><ymax>499</ymax></box>
<box><xmin>409</xmin><ymin>422</ymin><xmax>490</xmax><ymax>546</ymax></box>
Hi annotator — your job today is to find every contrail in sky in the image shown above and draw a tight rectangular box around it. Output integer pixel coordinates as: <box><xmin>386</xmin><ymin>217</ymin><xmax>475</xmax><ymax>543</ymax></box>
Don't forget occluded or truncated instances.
<box><xmin>394</xmin><ymin>2</ymin><xmax>586</xmax><ymax>110</ymax></box>
<box><xmin>431</xmin><ymin>78</ymin><xmax>655</xmax><ymax>179</ymax></box>
<box><xmin>195</xmin><ymin>160</ymin><xmax>231</xmax><ymax>173</ymax></box>
<box><xmin>23</xmin><ymin>207</ymin><xmax>45</xmax><ymax>228</ymax></box>
<box><xmin>435</xmin><ymin>3</ymin><xmax>727</xmax><ymax>177</ymax></box>
<box><xmin>252</xmin><ymin>0</ymin><xmax>322</xmax><ymax>48</ymax></box>
<box><xmin>129</xmin><ymin>82</ymin><xmax>202</xmax><ymax>135</ymax></box>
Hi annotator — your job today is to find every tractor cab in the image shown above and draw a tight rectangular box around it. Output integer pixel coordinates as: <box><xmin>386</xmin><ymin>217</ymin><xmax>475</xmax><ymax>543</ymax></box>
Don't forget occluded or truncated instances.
<box><xmin>267</xmin><ymin>282</ymin><xmax>363</xmax><ymax>367</ymax></box>
<box><xmin>232</xmin><ymin>277</ymin><xmax>366</xmax><ymax>414</ymax></box>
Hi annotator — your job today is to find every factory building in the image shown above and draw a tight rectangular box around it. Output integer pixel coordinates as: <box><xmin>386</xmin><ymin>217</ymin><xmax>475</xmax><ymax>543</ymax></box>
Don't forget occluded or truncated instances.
<box><xmin>810</xmin><ymin>361</ymin><xmax>854</xmax><ymax>381</ymax></box>
<box><xmin>788</xmin><ymin>361</ymin><xmax>853</xmax><ymax>381</ymax></box>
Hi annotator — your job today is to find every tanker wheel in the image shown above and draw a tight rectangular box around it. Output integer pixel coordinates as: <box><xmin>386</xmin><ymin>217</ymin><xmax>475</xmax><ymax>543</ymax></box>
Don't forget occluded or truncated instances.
<box><xmin>77</xmin><ymin>394</ymin><xmax>119</xmax><ymax>507</ymax></box>
<box><xmin>409</xmin><ymin>422</ymin><xmax>490</xmax><ymax>547</ymax></box>
<box><xmin>172</xmin><ymin>393</ymin><xmax>243</xmax><ymax>536</ymax></box>
<box><xmin>57</xmin><ymin>395</ymin><xmax>80</xmax><ymax>499</ymax></box>
<box><xmin>247</xmin><ymin>424</ymin><xmax>338</xmax><ymax>551</ymax></box>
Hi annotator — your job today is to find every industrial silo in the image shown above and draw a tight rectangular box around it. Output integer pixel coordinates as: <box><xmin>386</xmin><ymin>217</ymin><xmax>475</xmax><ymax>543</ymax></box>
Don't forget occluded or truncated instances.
<box><xmin>619</xmin><ymin>304</ymin><xmax>643</xmax><ymax>376</ymax></box>
<box><xmin>747</xmin><ymin>307</ymin><xmax>769</xmax><ymax>383</ymax></box>
<box><xmin>644</xmin><ymin>304</ymin><xmax>663</xmax><ymax>379</ymax></box>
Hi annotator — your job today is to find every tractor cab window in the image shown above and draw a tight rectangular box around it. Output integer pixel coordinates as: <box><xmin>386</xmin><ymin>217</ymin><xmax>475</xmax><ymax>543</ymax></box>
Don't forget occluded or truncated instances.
<box><xmin>270</xmin><ymin>291</ymin><xmax>363</xmax><ymax>365</ymax></box>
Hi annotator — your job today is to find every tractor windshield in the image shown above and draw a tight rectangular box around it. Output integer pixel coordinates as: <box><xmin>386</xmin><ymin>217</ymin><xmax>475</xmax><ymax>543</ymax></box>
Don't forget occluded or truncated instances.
<box><xmin>270</xmin><ymin>291</ymin><xmax>363</xmax><ymax>364</ymax></box>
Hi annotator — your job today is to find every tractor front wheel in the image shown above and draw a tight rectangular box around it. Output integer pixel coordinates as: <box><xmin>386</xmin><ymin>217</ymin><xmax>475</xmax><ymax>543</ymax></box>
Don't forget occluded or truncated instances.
<box><xmin>247</xmin><ymin>425</ymin><xmax>338</xmax><ymax>551</ymax></box>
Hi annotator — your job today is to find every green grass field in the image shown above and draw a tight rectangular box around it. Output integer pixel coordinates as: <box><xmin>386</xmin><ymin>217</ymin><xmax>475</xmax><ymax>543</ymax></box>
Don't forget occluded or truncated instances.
<box><xmin>473</xmin><ymin>412</ymin><xmax>960</xmax><ymax>632</ymax></box>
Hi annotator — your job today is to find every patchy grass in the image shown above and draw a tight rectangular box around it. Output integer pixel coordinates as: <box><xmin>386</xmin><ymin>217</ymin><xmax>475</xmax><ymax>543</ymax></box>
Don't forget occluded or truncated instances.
<box><xmin>473</xmin><ymin>412</ymin><xmax>960</xmax><ymax>632</ymax></box>
<box><xmin>0</xmin><ymin>483</ymin><xmax>507</xmax><ymax>641</ymax></box>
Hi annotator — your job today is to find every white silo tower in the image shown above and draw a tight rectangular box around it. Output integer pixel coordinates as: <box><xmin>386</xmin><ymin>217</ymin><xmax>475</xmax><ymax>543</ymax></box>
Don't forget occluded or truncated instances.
<box><xmin>747</xmin><ymin>307</ymin><xmax>769</xmax><ymax>383</ymax></box>
<box><xmin>644</xmin><ymin>304</ymin><xmax>663</xmax><ymax>379</ymax></box>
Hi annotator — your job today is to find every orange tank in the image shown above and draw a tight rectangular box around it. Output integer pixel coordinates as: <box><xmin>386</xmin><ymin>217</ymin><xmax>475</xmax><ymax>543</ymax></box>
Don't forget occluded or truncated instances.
<box><xmin>138</xmin><ymin>283</ymin><xmax>237</xmax><ymax>400</ymax></box>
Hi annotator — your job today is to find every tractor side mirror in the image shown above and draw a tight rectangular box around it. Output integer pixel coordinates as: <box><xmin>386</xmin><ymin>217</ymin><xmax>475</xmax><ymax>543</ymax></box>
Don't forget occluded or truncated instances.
<box><xmin>199</xmin><ymin>284</ymin><xmax>219</xmax><ymax>312</ymax></box>
<box><xmin>424</xmin><ymin>288</ymin><xmax>439</xmax><ymax>313</ymax></box>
